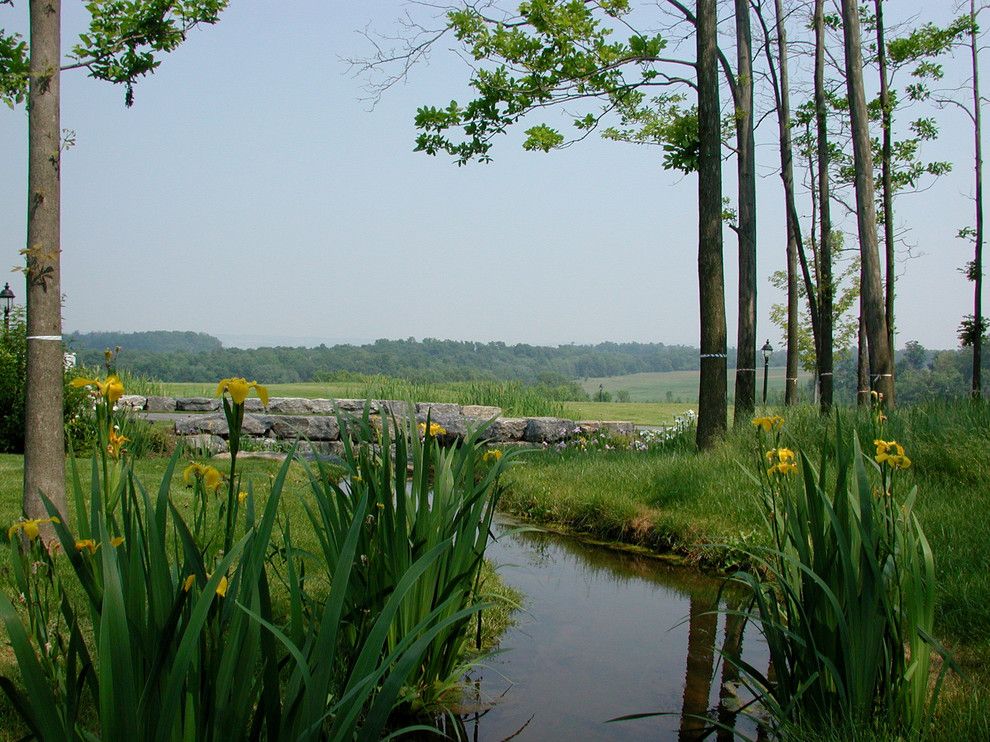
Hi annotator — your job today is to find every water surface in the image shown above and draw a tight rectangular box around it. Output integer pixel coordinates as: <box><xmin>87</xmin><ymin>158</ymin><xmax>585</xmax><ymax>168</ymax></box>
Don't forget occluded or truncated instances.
<box><xmin>453</xmin><ymin>519</ymin><xmax>767</xmax><ymax>741</ymax></box>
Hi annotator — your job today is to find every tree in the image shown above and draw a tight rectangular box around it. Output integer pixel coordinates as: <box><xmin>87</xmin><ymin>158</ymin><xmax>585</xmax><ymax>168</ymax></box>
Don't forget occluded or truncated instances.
<box><xmin>2</xmin><ymin>1</ymin><xmax>227</xmax><ymax>523</ymax></box>
<box><xmin>732</xmin><ymin>0</ymin><xmax>757</xmax><ymax>424</ymax></box>
<box><xmin>840</xmin><ymin>0</ymin><xmax>895</xmax><ymax>404</ymax></box>
<box><xmin>814</xmin><ymin>0</ymin><xmax>834</xmax><ymax>410</ymax></box>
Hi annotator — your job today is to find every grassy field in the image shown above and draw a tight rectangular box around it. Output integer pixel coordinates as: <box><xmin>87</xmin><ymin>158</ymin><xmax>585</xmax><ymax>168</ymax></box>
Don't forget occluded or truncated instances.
<box><xmin>498</xmin><ymin>400</ymin><xmax>990</xmax><ymax>739</ymax></box>
<box><xmin>579</xmin><ymin>367</ymin><xmax>812</xmax><ymax>403</ymax></box>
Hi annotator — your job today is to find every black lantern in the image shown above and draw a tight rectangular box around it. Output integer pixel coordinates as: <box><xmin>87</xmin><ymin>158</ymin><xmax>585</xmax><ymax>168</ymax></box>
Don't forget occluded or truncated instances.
<box><xmin>1</xmin><ymin>282</ymin><xmax>13</xmax><ymax>333</ymax></box>
<box><xmin>761</xmin><ymin>339</ymin><xmax>773</xmax><ymax>405</ymax></box>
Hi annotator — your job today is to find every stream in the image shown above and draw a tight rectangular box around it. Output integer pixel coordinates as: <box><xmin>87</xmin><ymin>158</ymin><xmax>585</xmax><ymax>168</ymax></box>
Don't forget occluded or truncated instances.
<box><xmin>450</xmin><ymin>518</ymin><xmax>769</xmax><ymax>741</ymax></box>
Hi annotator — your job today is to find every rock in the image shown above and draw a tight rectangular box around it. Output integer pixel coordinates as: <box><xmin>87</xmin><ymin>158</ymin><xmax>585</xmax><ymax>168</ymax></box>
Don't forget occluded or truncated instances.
<box><xmin>461</xmin><ymin>405</ymin><xmax>502</xmax><ymax>419</ymax></box>
<box><xmin>333</xmin><ymin>398</ymin><xmax>378</xmax><ymax>413</ymax></box>
<box><xmin>242</xmin><ymin>414</ymin><xmax>275</xmax><ymax>436</ymax></box>
<box><xmin>417</xmin><ymin>410</ymin><xmax>468</xmax><ymax>444</ymax></box>
<box><xmin>380</xmin><ymin>400</ymin><xmax>412</xmax><ymax>418</ymax></box>
<box><xmin>117</xmin><ymin>394</ymin><xmax>146</xmax><ymax>411</ymax></box>
<box><xmin>176</xmin><ymin>397</ymin><xmax>220</xmax><ymax>412</ymax></box>
<box><xmin>305</xmin><ymin>398</ymin><xmax>336</xmax><ymax>415</ymax></box>
<box><xmin>270</xmin><ymin>415</ymin><xmax>340</xmax><ymax>441</ymax></box>
<box><xmin>175</xmin><ymin>414</ymin><xmax>228</xmax><ymax>437</ymax></box>
<box><xmin>243</xmin><ymin>398</ymin><xmax>265</xmax><ymax>412</ymax></box>
<box><xmin>183</xmin><ymin>433</ymin><xmax>228</xmax><ymax>455</ymax></box>
<box><xmin>416</xmin><ymin>402</ymin><xmax>462</xmax><ymax>417</ymax></box>
<box><xmin>268</xmin><ymin>397</ymin><xmax>310</xmax><ymax>415</ymax></box>
<box><xmin>484</xmin><ymin>417</ymin><xmax>527</xmax><ymax>442</ymax></box>
<box><xmin>523</xmin><ymin>417</ymin><xmax>577</xmax><ymax>444</ymax></box>
<box><xmin>145</xmin><ymin>396</ymin><xmax>177</xmax><ymax>413</ymax></box>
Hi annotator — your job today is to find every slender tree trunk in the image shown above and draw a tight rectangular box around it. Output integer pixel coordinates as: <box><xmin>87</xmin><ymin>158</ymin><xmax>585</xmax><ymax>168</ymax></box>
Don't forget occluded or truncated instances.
<box><xmin>841</xmin><ymin>0</ymin><xmax>895</xmax><ymax>404</ymax></box>
<box><xmin>23</xmin><ymin>0</ymin><xmax>66</xmax><ymax>524</ymax></box>
<box><xmin>771</xmin><ymin>0</ymin><xmax>811</xmax><ymax>404</ymax></box>
<box><xmin>875</xmin><ymin>0</ymin><xmax>896</xmax><ymax>402</ymax></box>
<box><xmin>970</xmin><ymin>0</ymin><xmax>984</xmax><ymax>399</ymax></box>
<box><xmin>733</xmin><ymin>0</ymin><xmax>757</xmax><ymax>425</ymax></box>
<box><xmin>815</xmin><ymin>0</ymin><xmax>834</xmax><ymax>411</ymax></box>
<box><xmin>696</xmin><ymin>0</ymin><xmax>727</xmax><ymax>449</ymax></box>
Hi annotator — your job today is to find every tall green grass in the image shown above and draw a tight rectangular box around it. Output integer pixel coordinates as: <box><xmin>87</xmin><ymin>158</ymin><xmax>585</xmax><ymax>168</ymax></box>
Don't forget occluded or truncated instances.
<box><xmin>1</xmin><ymin>376</ymin><xmax>514</xmax><ymax>739</ymax></box>
<box><xmin>728</xmin><ymin>419</ymin><xmax>947</xmax><ymax>735</ymax></box>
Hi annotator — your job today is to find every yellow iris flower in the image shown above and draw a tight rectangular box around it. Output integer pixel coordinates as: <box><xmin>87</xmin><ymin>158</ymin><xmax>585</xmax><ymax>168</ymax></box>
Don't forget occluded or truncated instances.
<box><xmin>752</xmin><ymin>415</ymin><xmax>784</xmax><ymax>433</ymax></box>
<box><xmin>215</xmin><ymin>377</ymin><xmax>268</xmax><ymax>407</ymax></box>
<box><xmin>482</xmin><ymin>449</ymin><xmax>503</xmax><ymax>463</ymax></box>
<box><xmin>107</xmin><ymin>429</ymin><xmax>129</xmax><ymax>460</ymax></box>
<box><xmin>874</xmin><ymin>439</ymin><xmax>912</xmax><ymax>469</ymax></box>
<box><xmin>182</xmin><ymin>463</ymin><xmax>225</xmax><ymax>493</ymax></box>
<box><xmin>766</xmin><ymin>447</ymin><xmax>798</xmax><ymax>476</ymax></box>
<box><xmin>71</xmin><ymin>374</ymin><xmax>125</xmax><ymax>404</ymax></box>
<box><xmin>418</xmin><ymin>422</ymin><xmax>447</xmax><ymax>437</ymax></box>
<box><xmin>8</xmin><ymin>516</ymin><xmax>60</xmax><ymax>541</ymax></box>
<box><xmin>183</xmin><ymin>573</ymin><xmax>229</xmax><ymax>597</ymax></box>
<box><xmin>75</xmin><ymin>539</ymin><xmax>98</xmax><ymax>554</ymax></box>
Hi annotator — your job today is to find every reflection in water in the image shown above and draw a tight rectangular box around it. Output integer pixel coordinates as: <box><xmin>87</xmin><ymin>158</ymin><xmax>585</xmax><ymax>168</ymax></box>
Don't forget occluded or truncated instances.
<box><xmin>449</xmin><ymin>519</ymin><xmax>767</xmax><ymax>741</ymax></box>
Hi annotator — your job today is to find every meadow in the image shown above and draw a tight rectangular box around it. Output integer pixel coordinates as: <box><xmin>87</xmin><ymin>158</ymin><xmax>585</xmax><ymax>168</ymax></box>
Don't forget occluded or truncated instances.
<box><xmin>578</xmin><ymin>366</ymin><xmax>811</xmax><ymax>403</ymax></box>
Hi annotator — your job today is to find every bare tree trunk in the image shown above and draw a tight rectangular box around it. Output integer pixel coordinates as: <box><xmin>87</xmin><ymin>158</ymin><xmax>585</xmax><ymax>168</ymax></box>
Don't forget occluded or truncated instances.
<box><xmin>23</xmin><ymin>0</ymin><xmax>66</xmax><ymax>524</ymax></box>
<box><xmin>970</xmin><ymin>0</ymin><xmax>984</xmax><ymax>399</ymax></box>
<box><xmin>733</xmin><ymin>0</ymin><xmax>757</xmax><ymax>425</ymax></box>
<box><xmin>815</xmin><ymin>0</ymin><xmax>834</xmax><ymax>411</ymax></box>
<box><xmin>696</xmin><ymin>0</ymin><xmax>727</xmax><ymax>449</ymax></box>
<box><xmin>841</xmin><ymin>0</ymin><xmax>895</xmax><ymax>404</ymax></box>
<box><xmin>875</xmin><ymin>0</ymin><xmax>896</xmax><ymax>403</ymax></box>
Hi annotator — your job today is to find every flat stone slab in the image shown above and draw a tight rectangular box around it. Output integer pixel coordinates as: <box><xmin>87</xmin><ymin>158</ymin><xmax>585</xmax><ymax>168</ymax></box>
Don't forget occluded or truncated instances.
<box><xmin>176</xmin><ymin>397</ymin><xmax>220</xmax><ymax>412</ymax></box>
<box><xmin>523</xmin><ymin>417</ymin><xmax>577</xmax><ymax>444</ymax></box>
<box><xmin>577</xmin><ymin>420</ymin><xmax>636</xmax><ymax>436</ymax></box>
<box><xmin>145</xmin><ymin>395</ymin><xmax>176</xmax><ymax>412</ymax></box>
<box><xmin>461</xmin><ymin>405</ymin><xmax>501</xmax><ymax>419</ymax></box>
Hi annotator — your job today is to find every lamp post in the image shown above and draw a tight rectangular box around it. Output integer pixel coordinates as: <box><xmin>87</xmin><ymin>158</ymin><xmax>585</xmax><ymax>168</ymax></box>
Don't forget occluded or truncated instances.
<box><xmin>761</xmin><ymin>339</ymin><xmax>773</xmax><ymax>405</ymax></box>
<box><xmin>1</xmin><ymin>282</ymin><xmax>13</xmax><ymax>334</ymax></box>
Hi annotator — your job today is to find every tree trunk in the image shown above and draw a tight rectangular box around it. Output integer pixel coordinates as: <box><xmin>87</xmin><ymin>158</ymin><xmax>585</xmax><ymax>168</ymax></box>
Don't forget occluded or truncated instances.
<box><xmin>696</xmin><ymin>0</ymin><xmax>727</xmax><ymax>449</ymax></box>
<box><xmin>841</xmin><ymin>0</ymin><xmax>894</xmax><ymax>404</ymax></box>
<box><xmin>875</xmin><ymin>0</ymin><xmax>896</xmax><ymax>403</ymax></box>
<box><xmin>23</xmin><ymin>0</ymin><xmax>66</xmax><ymax>524</ymax></box>
<box><xmin>771</xmin><ymin>0</ymin><xmax>811</xmax><ymax>405</ymax></box>
<box><xmin>970</xmin><ymin>0</ymin><xmax>984</xmax><ymax>399</ymax></box>
<box><xmin>815</xmin><ymin>0</ymin><xmax>834</xmax><ymax>411</ymax></box>
<box><xmin>732</xmin><ymin>0</ymin><xmax>757</xmax><ymax>425</ymax></box>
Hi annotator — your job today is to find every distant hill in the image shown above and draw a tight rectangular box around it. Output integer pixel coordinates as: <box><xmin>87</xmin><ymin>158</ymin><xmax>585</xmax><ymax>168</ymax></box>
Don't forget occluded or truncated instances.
<box><xmin>67</xmin><ymin>330</ymin><xmax>223</xmax><ymax>355</ymax></box>
<box><xmin>64</xmin><ymin>336</ymin><xmax>786</xmax><ymax>384</ymax></box>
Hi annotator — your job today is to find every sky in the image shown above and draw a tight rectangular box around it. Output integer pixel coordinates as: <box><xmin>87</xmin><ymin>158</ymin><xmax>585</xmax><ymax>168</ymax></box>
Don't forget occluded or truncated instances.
<box><xmin>0</xmin><ymin>1</ymin><xmax>983</xmax><ymax>350</ymax></box>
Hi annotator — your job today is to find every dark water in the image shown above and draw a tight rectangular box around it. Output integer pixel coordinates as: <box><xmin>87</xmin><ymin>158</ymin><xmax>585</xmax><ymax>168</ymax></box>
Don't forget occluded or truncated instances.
<box><xmin>451</xmin><ymin>519</ymin><xmax>768</xmax><ymax>741</ymax></box>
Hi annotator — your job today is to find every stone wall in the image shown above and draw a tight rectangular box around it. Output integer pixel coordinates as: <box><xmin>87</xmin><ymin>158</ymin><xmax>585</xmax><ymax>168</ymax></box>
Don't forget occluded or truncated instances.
<box><xmin>126</xmin><ymin>395</ymin><xmax>635</xmax><ymax>456</ymax></box>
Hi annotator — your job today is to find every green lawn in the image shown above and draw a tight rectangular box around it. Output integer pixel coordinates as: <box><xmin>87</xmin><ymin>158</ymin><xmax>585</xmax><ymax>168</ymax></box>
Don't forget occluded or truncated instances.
<box><xmin>579</xmin><ymin>367</ymin><xmax>811</xmax><ymax>403</ymax></box>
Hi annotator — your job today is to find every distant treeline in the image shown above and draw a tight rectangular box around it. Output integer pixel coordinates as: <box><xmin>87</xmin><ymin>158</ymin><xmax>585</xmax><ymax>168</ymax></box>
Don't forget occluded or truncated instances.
<box><xmin>66</xmin><ymin>334</ymin><xmax>784</xmax><ymax>384</ymax></box>
<box><xmin>68</xmin><ymin>330</ymin><xmax>222</xmax><ymax>354</ymax></box>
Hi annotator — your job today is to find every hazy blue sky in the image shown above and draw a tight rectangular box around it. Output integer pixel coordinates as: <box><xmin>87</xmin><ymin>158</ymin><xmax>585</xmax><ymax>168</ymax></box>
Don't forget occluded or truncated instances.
<box><xmin>0</xmin><ymin>1</ymin><xmax>982</xmax><ymax>349</ymax></box>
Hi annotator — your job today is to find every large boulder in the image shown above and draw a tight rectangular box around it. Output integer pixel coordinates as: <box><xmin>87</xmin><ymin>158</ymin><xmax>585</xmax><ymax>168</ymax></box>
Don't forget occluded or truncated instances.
<box><xmin>416</xmin><ymin>402</ymin><xmax>461</xmax><ymax>417</ymax></box>
<box><xmin>380</xmin><ymin>400</ymin><xmax>413</xmax><ymax>418</ymax></box>
<box><xmin>268</xmin><ymin>397</ymin><xmax>310</xmax><ymax>415</ymax></box>
<box><xmin>145</xmin><ymin>396</ymin><xmax>177</xmax><ymax>412</ymax></box>
<box><xmin>333</xmin><ymin>398</ymin><xmax>378</xmax><ymax>413</ymax></box>
<box><xmin>484</xmin><ymin>417</ymin><xmax>527</xmax><ymax>442</ymax></box>
<box><xmin>524</xmin><ymin>417</ymin><xmax>577</xmax><ymax>444</ymax></box>
<box><xmin>270</xmin><ymin>415</ymin><xmax>340</xmax><ymax>441</ymax></box>
<box><xmin>306</xmin><ymin>398</ymin><xmax>336</xmax><ymax>415</ymax></box>
<box><xmin>175</xmin><ymin>414</ymin><xmax>228</xmax><ymax>436</ymax></box>
<box><xmin>244</xmin><ymin>398</ymin><xmax>266</xmax><ymax>412</ymax></box>
<box><xmin>461</xmin><ymin>405</ymin><xmax>502</xmax><ymax>419</ymax></box>
<box><xmin>176</xmin><ymin>397</ymin><xmax>220</xmax><ymax>412</ymax></box>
